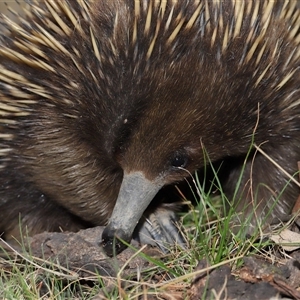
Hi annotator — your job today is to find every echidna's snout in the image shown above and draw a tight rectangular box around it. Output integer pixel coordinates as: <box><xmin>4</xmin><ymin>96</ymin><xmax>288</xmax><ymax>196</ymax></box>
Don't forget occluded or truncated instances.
<box><xmin>101</xmin><ymin>172</ymin><xmax>163</xmax><ymax>256</ymax></box>
<box><xmin>101</xmin><ymin>227</ymin><xmax>130</xmax><ymax>256</ymax></box>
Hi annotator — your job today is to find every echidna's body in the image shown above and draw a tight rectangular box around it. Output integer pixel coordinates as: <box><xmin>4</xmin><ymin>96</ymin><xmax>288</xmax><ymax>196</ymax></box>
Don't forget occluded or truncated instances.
<box><xmin>1</xmin><ymin>0</ymin><xmax>300</xmax><ymax>255</ymax></box>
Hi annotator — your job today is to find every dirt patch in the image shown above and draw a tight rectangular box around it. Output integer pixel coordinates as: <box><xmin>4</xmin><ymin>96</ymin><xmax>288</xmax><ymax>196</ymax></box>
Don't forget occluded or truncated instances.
<box><xmin>189</xmin><ymin>257</ymin><xmax>300</xmax><ymax>300</ymax></box>
<box><xmin>26</xmin><ymin>227</ymin><xmax>161</xmax><ymax>279</ymax></box>
<box><xmin>2</xmin><ymin>227</ymin><xmax>300</xmax><ymax>299</ymax></box>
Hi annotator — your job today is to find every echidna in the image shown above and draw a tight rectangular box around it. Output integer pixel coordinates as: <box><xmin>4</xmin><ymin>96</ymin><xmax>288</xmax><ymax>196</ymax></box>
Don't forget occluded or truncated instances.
<box><xmin>0</xmin><ymin>0</ymin><xmax>300</xmax><ymax>256</ymax></box>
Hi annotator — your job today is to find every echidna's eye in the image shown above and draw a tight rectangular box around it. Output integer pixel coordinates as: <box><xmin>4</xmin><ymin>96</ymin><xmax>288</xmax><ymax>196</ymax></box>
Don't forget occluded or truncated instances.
<box><xmin>170</xmin><ymin>152</ymin><xmax>188</xmax><ymax>168</ymax></box>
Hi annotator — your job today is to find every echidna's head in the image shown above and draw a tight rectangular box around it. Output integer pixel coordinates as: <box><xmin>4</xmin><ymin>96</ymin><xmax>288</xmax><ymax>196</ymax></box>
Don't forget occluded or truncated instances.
<box><xmin>100</xmin><ymin>62</ymin><xmax>208</xmax><ymax>254</ymax></box>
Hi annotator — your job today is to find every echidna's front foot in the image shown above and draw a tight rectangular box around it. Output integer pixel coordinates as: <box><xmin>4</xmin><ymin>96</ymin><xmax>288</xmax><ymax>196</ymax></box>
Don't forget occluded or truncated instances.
<box><xmin>133</xmin><ymin>207</ymin><xmax>186</xmax><ymax>253</ymax></box>
<box><xmin>101</xmin><ymin>206</ymin><xmax>186</xmax><ymax>256</ymax></box>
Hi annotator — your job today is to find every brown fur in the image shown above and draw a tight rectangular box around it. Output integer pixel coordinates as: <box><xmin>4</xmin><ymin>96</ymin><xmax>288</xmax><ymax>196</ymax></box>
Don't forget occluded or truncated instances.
<box><xmin>0</xmin><ymin>1</ymin><xmax>299</xmax><ymax>248</ymax></box>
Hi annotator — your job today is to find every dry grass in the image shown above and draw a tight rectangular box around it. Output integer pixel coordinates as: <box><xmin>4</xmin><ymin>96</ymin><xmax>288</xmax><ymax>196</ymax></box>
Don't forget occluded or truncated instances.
<box><xmin>0</xmin><ymin>171</ymin><xmax>281</xmax><ymax>299</ymax></box>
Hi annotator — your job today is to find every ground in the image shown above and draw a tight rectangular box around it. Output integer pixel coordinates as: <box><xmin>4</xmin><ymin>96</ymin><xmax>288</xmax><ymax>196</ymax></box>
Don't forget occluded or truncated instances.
<box><xmin>2</xmin><ymin>225</ymin><xmax>300</xmax><ymax>299</ymax></box>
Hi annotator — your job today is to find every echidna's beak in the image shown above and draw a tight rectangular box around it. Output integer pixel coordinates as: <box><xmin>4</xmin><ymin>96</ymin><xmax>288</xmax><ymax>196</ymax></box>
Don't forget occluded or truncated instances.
<box><xmin>101</xmin><ymin>171</ymin><xmax>163</xmax><ymax>256</ymax></box>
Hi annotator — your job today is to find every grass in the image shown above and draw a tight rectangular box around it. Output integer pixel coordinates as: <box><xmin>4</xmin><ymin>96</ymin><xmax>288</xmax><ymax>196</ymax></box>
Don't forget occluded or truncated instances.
<box><xmin>0</xmin><ymin>221</ymin><xmax>284</xmax><ymax>299</ymax></box>
<box><xmin>0</xmin><ymin>187</ymin><xmax>278</xmax><ymax>299</ymax></box>
<box><xmin>0</xmin><ymin>148</ymin><xmax>296</xmax><ymax>299</ymax></box>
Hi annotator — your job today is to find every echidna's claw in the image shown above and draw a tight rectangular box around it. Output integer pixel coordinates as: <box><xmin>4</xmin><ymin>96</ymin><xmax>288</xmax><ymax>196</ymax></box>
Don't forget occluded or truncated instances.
<box><xmin>133</xmin><ymin>206</ymin><xmax>186</xmax><ymax>253</ymax></box>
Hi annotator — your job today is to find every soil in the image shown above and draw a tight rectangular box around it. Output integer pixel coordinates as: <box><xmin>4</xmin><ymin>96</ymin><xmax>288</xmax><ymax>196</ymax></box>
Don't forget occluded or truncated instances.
<box><xmin>2</xmin><ymin>226</ymin><xmax>300</xmax><ymax>299</ymax></box>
